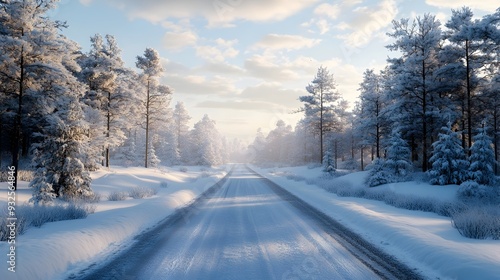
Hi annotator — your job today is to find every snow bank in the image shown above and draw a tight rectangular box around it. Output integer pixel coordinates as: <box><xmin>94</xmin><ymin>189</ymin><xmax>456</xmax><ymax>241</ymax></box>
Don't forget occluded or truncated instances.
<box><xmin>254</xmin><ymin>166</ymin><xmax>500</xmax><ymax>280</ymax></box>
<box><xmin>0</xmin><ymin>165</ymin><xmax>228</xmax><ymax>280</ymax></box>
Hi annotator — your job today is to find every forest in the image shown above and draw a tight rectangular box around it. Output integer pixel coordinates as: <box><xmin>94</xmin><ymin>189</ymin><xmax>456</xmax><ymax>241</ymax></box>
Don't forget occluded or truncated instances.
<box><xmin>250</xmin><ymin>7</ymin><xmax>499</xmax><ymax>191</ymax></box>
<box><xmin>1</xmin><ymin>1</ymin><xmax>499</xmax><ymax>204</ymax></box>
<box><xmin>0</xmin><ymin>1</ymin><xmax>242</xmax><ymax>203</ymax></box>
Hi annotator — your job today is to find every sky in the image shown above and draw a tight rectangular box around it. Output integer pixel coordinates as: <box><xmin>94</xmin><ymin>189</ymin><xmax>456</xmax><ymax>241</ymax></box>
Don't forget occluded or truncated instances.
<box><xmin>51</xmin><ymin>0</ymin><xmax>499</xmax><ymax>143</ymax></box>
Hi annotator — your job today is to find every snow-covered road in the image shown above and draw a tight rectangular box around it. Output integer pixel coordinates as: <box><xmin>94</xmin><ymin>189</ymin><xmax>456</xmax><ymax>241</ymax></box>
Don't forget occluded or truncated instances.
<box><xmin>78</xmin><ymin>166</ymin><xmax>419</xmax><ymax>279</ymax></box>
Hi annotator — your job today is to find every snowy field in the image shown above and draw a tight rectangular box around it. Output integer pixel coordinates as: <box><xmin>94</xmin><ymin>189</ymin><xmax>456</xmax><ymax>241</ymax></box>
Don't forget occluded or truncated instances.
<box><xmin>0</xmin><ymin>165</ymin><xmax>228</xmax><ymax>280</ymax></box>
<box><xmin>252</xmin><ymin>165</ymin><xmax>500</xmax><ymax>280</ymax></box>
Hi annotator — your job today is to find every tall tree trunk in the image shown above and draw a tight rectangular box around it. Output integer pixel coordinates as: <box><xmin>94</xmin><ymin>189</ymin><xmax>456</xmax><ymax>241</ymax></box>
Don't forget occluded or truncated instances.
<box><xmin>12</xmin><ymin>45</ymin><xmax>25</xmax><ymax>191</ymax></box>
<box><xmin>465</xmin><ymin>39</ymin><xmax>472</xmax><ymax>155</ymax></box>
<box><xmin>319</xmin><ymin>86</ymin><xmax>324</xmax><ymax>163</ymax></box>
<box><xmin>422</xmin><ymin>58</ymin><xmax>428</xmax><ymax>172</ymax></box>
<box><xmin>145</xmin><ymin>79</ymin><xmax>150</xmax><ymax>168</ymax></box>
<box><xmin>494</xmin><ymin>108</ymin><xmax>499</xmax><ymax>175</ymax></box>
<box><xmin>105</xmin><ymin>90</ymin><xmax>111</xmax><ymax>168</ymax></box>
<box><xmin>360</xmin><ymin>147</ymin><xmax>364</xmax><ymax>171</ymax></box>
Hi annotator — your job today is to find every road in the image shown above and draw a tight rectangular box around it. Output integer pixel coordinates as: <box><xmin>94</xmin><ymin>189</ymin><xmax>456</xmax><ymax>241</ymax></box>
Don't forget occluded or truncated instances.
<box><xmin>75</xmin><ymin>165</ymin><xmax>422</xmax><ymax>280</ymax></box>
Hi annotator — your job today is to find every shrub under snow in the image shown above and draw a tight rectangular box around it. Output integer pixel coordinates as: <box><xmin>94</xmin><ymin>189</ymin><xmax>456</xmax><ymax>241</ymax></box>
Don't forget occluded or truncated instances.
<box><xmin>457</xmin><ymin>181</ymin><xmax>489</xmax><ymax>200</ymax></box>
<box><xmin>451</xmin><ymin>205</ymin><xmax>500</xmax><ymax>240</ymax></box>
<box><xmin>129</xmin><ymin>186</ymin><xmax>158</xmax><ymax>199</ymax></box>
<box><xmin>107</xmin><ymin>191</ymin><xmax>129</xmax><ymax>201</ymax></box>
<box><xmin>0</xmin><ymin>203</ymin><xmax>95</xmax><ymax>241</ymax></box>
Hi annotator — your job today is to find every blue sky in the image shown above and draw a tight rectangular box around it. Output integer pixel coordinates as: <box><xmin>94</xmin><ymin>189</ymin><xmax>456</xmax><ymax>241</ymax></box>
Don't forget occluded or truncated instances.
<box><xmin>52</xmin><ymin>0</ymin><xmax>498</xmax><ymax>142</ymax></box>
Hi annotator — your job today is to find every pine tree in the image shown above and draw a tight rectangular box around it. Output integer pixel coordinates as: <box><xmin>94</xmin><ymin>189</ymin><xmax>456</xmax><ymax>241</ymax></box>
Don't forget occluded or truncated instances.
<box><xmin>356</xmin><ymin>69</ymin><xmax>387</xmax><ymax>159</ymax></box>
<box><xmin>79</xmin><ymin>34</ymin><xmax>132</xmax><ymax>168</ymax></box>
<box><xmin>385</xmin><ymin>130</ymin><xmax>413</xmax><ymax>179</ymax></box>
<box><xmin>30</xmin><ymin>101</ymin><xmax>93</xmax><ymax>204</ymax></box>
<box><xmin>136</xmin><ymin>48</ymin><xmax>168</xmax><ymax>168</ymax></box>
<box><xmin>172</xmin><ymin>102</ymin><xmax>191</xmax><ymax>163</ymax></box>
<box><xmin>0</xmin><ymin>0</ymin><xmax>81</xmax><ymax>189</ymax></box>
<box><xmin>189</xmin><ymin>115</ymin><xmax>223</xmax><ymax>166</ymax></box>
<box><xmin>365</xmin><ymin>158</ymin><xmax>393</xmax><ymax>187</ymax></box>
<box><xmin>299</xmin><ymin>66</ymin><xmax>345</xmax><ymax>163</ymax></box>
<box><xmin>428</xmin><ymin>124</ymin><xmax>469</xmax><ymax>185</ymax></box>
<box><xmin>386</xmin><ymin>14</ymin><xmax>443</xmax><ymax>171</ymax></box>
<box><xmin>322</xmin><ymin>151</ymin><xmax>335</xmax><ymax>173</ymax></box>
<box><xmin>468</xmin><ymin>124</ymin><xmax>496</xmax><ymax>186</ymax></box>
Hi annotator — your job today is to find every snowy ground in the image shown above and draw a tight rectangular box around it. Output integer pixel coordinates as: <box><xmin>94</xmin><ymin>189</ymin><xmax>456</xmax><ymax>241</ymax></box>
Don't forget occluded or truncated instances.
<box><xmin>2</xmin><ymin>164</ymin><xmax>499</xmax><ymax>280</ymax></box>
<box><xmin>0</xmin><ymin>165</ymin><xmax>228</xmax><ymax>280</ymax></box>
<box><xmin>252</xmin><ymin>165</ymin><xmax>500</xmax><ymax>280</ymax></box>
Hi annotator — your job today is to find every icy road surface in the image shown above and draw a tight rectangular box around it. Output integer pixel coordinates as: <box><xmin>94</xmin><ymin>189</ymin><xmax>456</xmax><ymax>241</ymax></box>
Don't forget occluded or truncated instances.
<box><xmin>77</xmin><ymin>166</ymin><xmax>421</xmax><ymax>280</ymax></box>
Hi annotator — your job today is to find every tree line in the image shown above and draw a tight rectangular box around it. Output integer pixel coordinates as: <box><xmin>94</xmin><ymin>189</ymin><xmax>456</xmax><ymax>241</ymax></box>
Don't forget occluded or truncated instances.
<box><xmin>0</xmin><ymin>0</ymin><xmax>235</xmax><ymax>203</ymax></box>
<box><xmin>250</xmin><ymin>7</ymin><xmax>500</xmax><ymax>187</ymax></box>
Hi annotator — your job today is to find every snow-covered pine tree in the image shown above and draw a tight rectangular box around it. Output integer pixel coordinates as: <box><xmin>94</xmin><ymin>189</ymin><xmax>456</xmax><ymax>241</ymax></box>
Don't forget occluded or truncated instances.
<box><xmin>30</xmin><ymin>98</ymin><xmax>93</xmax><ymax>204</ymax></box>
<box><xmin>147</xmin><ymin>143</ymin><xmax>161</xmax><ymax>168</ymax></box>
<box><xmin>0</xmin><ymin>0</ymin><xmax>82</xmax><ymax>189</ymax></box>
<box><xmin>428</xmin><ymin>123</ymin><xmax>469</xmax><ymax>185</ymax></box>
<box><xmin>385</xmin><ymin>130</ymin><xmax>412</xmax><ymax>180</ymax></box>
<box><xmin>78</xmin><ymin>34</ymin><xmax>132</xmax><ymax>168</ymax></box>
<box><xmin>322</xmin><ymin>151</ymin><xmax>335</xmax><ymax>174</ymax></box>
<box><xmin>136</xmin><ymin>48</ymin><xmax>166</xmax><ymax>168</ymax></box>
<box><xmin>386</xmin><ymin>14</ymin><xmax>443</xmax><ymax>171</ymax></box>
<box><xmin>190</xmin><ymin>115</ymin><xmax>223</xmax><ymax>166</ymax></box>
<box><xmin>444</xmin><ymin>7</ymin><xmax>489</xmax><ymax>153</ymax></box>
<box><xmin>172</xmin><ymin>102</ymin><xmax>191</xmax><ymax>164</ymax></box>
<box><xmin>266</xmin><ymin>120</ymin><xmax>293</xmax><ymax>163</ymax></box>
<box><xmin>365</xmin><ymin>158</ymin><xmax>393</xmax><ymax>187</ymax></box>
<box><xmin>299</xmin><ymin>66</ymin><xmax>345</xmax><ymax>163</ymax></box>
<box><xmin>468</xmin><ymin>124</ymin><xmax>496</xmax><ymax>186</ymax></box>
<box><xmin>356</xmin><ymin>69</ymin><xmax>387</xmax><ymax>159</ymax></box>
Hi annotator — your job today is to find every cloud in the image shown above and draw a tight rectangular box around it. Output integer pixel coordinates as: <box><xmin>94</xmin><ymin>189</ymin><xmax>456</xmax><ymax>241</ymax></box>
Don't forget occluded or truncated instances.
<box><xmin>164</xmin><ymin>74</ymin><xmax>238</xmax><ymax>96</ymax></box>
<box><xmin>425</xmin><ymin>0</ymin><xmax>499</xmax><ymax>12</ymax></box>
<box><xmin>195</xmin><ymin>62</ymin><xmax>245</xmax><ymax>75</ymax></box>
<box><xmin>337</xmin><ymin>0</ymin><xmax>398</xmax><ymax>47</ymax></box>
<box><xmin>162</xmin><ymin>30</ymin><xmax>197</xmax><ymax>51</ymax></box>
<box><xmin>82</xmin><ymin>0</ymin><xmax>318</xmax><ymax>26</ymax></box>
<box><xmin>195</xmin><ymin>38</ymin><xmax>239</xmax><ymax>62</ymax></box>
<box><xmin>196</xmin><ymin>100</ymin><xmax>278</xmax><ymax>112</ymax></box>
<box><xmin>161</xmin><ymin>58</ymin><xmax>191</xmax><ymax>74</ymax></box>
<box><xmin>79</xmin><ymin>0</ymin><xmax>93</xmax><ymax>6</ymax></box>
<box><xmin>314</xmin><ymin>3</ymin><xmax>340</xmax><ymax>19</ymax></box>
<box><xmin>252</xmin><ymin>34</ymin><xmax>321</xmax><ymax>51</ymax></box>
<box><xmin>244</xmin><ymin>55</ymin><xmax>300</xmax><ymax>81</ymax></box>
<box><xmin>238</xmin><ymin>83</ymin><xmax>302</xmax><ymax>109</ymax></box>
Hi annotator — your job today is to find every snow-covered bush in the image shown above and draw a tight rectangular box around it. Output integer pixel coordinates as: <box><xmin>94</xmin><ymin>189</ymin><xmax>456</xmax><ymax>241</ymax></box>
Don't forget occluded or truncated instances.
<box><xmin>159</xmin><ymin>181</ymin><xmax>169</xmax><ymax>188</ymax></box>
<box><xmin>428</xmin><ymin>124</ymin><xmax>469</xmax><ymax>185</ymax></box>
<box><xmin>451</xmin><ymin>205</ymin><xmax>500</xmax><ymax>240</ymax></box>
<box><xmin>0</xmin><ymin>204</ymin><xmax>94</xmax><ymax>241</ymax></box>
<box><xmin>365</xmin><ymin>158</ymin><xmax>393</xmax><ymax>187</ymax></box>
<box><xmin>107</xmin><ymin>191</ymin><xmax>129</xmax><ymax>201</ymax></box>
<box><xmin>457</xmin><ymin>181</ymin><xmax>488</xmax><ymax>200</ymax></box>
<box><xmin>285</xmin><ymin>174</ymin><xmax>305</xmax><ymax>181</ymax></box>
<box><xmin>129</xmin><ymin>186</ymin><xmax>158</xmax><ymax>199</ymax></box>
<box><xmin>65</xmin><ymin>192</ymin><xmax>101</xmax><ymax>203</ymax></box>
